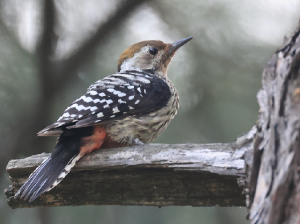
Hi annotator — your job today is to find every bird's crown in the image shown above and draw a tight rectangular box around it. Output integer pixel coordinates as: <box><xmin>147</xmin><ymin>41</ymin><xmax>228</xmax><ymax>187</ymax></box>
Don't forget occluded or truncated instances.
<box><xmin>118</xmin><ymin>37</ymin><xmax>192</xmax><ymax>76</ymax></box>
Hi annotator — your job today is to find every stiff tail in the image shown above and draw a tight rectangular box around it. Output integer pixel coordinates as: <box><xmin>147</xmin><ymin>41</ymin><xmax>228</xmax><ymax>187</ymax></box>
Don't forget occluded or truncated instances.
<box><xmin>14</xmin><ymin>126</ymin><xmax>106</xmax><ymax>202</ymax></box>
<box><xmin>14</xmin><ymin>141</ymin><xmax>82</xmax><ymax>202</ymax></box>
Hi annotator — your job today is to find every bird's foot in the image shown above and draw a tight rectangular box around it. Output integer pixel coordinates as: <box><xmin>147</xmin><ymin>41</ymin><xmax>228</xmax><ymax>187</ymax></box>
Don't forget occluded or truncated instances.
<box><xmin>133</xmin><ymin>138</ymin><xmax>145</xmax><ymax>145</ymax></box>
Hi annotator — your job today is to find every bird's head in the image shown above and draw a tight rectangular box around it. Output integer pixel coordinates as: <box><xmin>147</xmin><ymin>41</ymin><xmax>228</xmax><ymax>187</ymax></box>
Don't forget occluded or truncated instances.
<box><xmin>118</xmin><ymin>37</ymin><xmax>192</xmax><ymax>76</ymax></box>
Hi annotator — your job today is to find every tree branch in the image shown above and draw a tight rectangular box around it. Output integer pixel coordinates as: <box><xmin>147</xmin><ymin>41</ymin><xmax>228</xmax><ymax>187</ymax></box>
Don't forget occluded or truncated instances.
<box><xmin>5</xmin><ymin>134</ymin><xmax>254</xmax><ymax>208</ymax></box>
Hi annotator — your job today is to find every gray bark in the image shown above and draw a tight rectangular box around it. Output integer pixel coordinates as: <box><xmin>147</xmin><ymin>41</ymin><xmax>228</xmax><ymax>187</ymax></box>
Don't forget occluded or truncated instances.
<box><xmin>246</xmin><ymin>23</ymin><xmax>300</xmax><ymax>223</ymax></box>
<box><xmin>5</xmin><ymin>139</ymin><xmax>253</xmax><ymax>209</ymax></box>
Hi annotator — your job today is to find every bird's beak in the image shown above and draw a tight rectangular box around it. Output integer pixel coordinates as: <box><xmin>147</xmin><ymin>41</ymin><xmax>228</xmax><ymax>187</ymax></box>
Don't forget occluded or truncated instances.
<box><xmin>168</xmin><ymin>37</ymin><xmax>193</xmax><ymax>54</ymax></box>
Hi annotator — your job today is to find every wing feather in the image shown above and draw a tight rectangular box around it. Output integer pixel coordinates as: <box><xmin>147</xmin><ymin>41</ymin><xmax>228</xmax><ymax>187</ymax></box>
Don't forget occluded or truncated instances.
<box><xmin>38</xmin><ymin>72</ymin><xmax>171</xmax><ymax>136</ymax></box>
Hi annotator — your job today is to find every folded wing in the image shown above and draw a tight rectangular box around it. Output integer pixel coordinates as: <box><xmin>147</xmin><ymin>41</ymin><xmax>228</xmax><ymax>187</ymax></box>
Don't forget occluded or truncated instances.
<box><xmin>38</xmin><ymin>72</ymin><xmax>171</xmax><ymax>136</ymax></box>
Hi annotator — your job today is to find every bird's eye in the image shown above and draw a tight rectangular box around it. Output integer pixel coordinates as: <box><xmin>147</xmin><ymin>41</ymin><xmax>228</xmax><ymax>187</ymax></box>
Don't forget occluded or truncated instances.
<box><xmin>149</xmin><ymin>47</ymin><xmax>158</xmax><ymax>55</ymax></box>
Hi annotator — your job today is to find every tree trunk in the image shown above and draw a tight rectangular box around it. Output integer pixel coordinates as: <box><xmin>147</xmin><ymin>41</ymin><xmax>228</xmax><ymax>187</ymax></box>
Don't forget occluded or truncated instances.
<box><xmin>247</xmin><ymin>22</ymin><xmax>300</xmax><ymax>224</ymax></box>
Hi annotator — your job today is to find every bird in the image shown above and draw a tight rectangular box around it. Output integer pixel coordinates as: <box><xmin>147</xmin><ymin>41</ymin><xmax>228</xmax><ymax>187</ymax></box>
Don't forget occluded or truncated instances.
<box><xmin>14</xmin><ymin>36</ymin><xmax>193</xmax><ymax>202</ymax></box>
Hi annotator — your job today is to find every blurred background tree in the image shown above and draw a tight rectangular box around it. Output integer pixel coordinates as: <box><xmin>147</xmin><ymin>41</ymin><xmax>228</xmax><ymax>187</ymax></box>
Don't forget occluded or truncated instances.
<box><xmin>1</xmin><ymin>0</ymin><xmax>299</xmax><ymax>223</ymax></box>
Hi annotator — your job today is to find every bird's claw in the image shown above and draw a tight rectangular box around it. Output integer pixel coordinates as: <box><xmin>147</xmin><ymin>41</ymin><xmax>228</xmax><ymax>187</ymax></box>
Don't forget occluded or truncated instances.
<box><xmin>133</xmin><ymin>138</ymin><xmax>145</xmax><ymax>145</ymax></box>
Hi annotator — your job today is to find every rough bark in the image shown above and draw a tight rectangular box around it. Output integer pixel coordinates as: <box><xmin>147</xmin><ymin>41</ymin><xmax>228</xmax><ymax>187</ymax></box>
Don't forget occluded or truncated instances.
<box><xmin>246</xmin><ymin>22</ymin><xmax>300</xmax><ymax>224</ymax></box>
<box><xmin>5</xmin><ymin>138</ymin><xmax>254</xmax><ymax>209</ymax></box>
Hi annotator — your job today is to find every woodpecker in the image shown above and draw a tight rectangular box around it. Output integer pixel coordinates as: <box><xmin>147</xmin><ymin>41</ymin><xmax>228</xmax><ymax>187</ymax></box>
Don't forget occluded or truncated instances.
<box><xmin>14</xmin><ymin>37</ymin><xmax>192</xmax><ymax>202</ymax></box>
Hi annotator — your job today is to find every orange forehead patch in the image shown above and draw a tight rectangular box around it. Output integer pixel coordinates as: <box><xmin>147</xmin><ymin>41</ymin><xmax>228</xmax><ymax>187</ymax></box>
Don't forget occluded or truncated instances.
<box><xmin>118</xmin><ymin>40</ymin><xmax>167</xmax><ymax>70</ymax></box>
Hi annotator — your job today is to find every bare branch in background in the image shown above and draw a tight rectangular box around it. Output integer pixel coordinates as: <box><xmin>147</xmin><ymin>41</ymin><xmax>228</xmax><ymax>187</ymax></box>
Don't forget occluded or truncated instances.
<box><xmin>56</xmin><ymin>0</ymin><xmax>150</xmax><ymax>89</ymax></box>
<box><xmin>38</xmin><ymin>0</ymin><xmax>56</xmax><ymax>88</ymax></box>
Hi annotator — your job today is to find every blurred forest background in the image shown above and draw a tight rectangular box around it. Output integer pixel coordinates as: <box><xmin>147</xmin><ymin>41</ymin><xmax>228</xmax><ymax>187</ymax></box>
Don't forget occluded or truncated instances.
<box><xmin>0</xmin><ymin>0</ymin><xmax>300</xmax><ymax>223</ymax></box>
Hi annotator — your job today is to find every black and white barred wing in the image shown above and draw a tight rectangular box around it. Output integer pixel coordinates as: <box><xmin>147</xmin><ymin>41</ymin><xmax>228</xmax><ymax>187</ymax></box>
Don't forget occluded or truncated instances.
<box><xmin>38</xmin><ymin>73</ymin><xmax>171</xmax><ymax>136</ymax></box>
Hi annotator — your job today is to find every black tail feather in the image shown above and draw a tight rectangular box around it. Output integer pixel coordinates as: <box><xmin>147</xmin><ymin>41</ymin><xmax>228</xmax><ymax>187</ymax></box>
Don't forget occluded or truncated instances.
<box><xmin>15</xmin><ymin>147</ymin><xmax>80</xmax><ymax>202</ymax></box>
<box><xmin>18</xmin><ymin>157</ymin><xmax>52</xmax><ymax>200</ymax></box>
<box><xmin>14</xmin><ymin>127</ymin><xmax>94</xmax><ymax>202</ymax></box>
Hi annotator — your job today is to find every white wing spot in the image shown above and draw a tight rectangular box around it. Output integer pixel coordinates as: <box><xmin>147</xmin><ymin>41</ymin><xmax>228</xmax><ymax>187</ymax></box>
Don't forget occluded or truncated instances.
<box><xmin>82</xmin><ymin>96</ymin><xmax>93</xmax><ymax>103</ymax></box>
<box><xmin>63</xmin><ymin>112</ymin><xmax>70</xmax><ymax>117</ymax></box>
<box><xmin>75</xmin><ymin>105</ymin><xmax>88</xmax><ymax>111</ymax></box>
<box><xmin>68</xmin><ymin>103</ymin><xmax>78</xmax><ymax>109</ymax></box>
<box><xmin>90</xmin><ymin>106</ymin><xmax>98</xmax><ymax>111</ymax></box>
<box><xmin>118</xmin><ymin>92</ymin><xmax>126</xmax><ymax>97</ymax></box>
<box><xmin>137</xmin><ymin>87</ymin><xmax>141</xmax><ymax>93</ymax></box>
<box><xmin>144</xmin><ymin>89</ymin><xmax>146</xmax><ymax>94</ymax></box>
<box><xmin>135</xmin><ymin>100</ymin><xmax>140</xmax><ymax>104</ymax></box>
<box><xmin>97</xmin><ymin>112</ymin><xmax>104</xmax><ymax>118</ymax></box>
<box><xmin>118</xmin><ymin>99</ymin><xmax>126</xmax><ymax>104</ymax></box>
<box><xmin>107</xmin><ymin>88</ymin><xmax>115</xmax><ymax>92</ymax></box>
<box><xmin>129</xmin><ymin>96</ymin><xmax>134</xmax><ymax>100</ymax></box>
<box><xmin>89</xmin><ymin>91</ymin><xmax>98</xmax><ymax>95</ymax></box>
<box><xmin>113</xmin><ymin>107</ymin><xmax>120</xmax><ymax>113</ymax></box>
<box><xmin>127</xmin><ymin>86</ymin><xmax>134</xmax><ymax>89</ymax></box>
<box><xmin>106</xmin><ymin>99</ymin><xmax>113</xmax><ymax>104</ymax></box>
<box><xmin>93</xmin><ymin>99</ymin><xmax>101</xmax><ymax>103</ymax></box>
<box><xmin>113</xmin><ymin>90</ymin><xmax>121</xmax><ymax>95</ymax></box>
<box><xmin>99</xmin><ymin>92</ymin><xmax>106</xmax><ymax>97</ymax></box>
<box><xmin>110</xmin><ymin>115</ymin><xmax>116</xmax><ymax>118</ymax></box>
<box><xmin>104</xmin><ymin>105</ymin><xmax>109</xmax><ymax>108</ymax></box>
<box><xmin>129</xmin><ymin>106</ymin><xmax>134</xmax><ymax>110</ymax></box>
